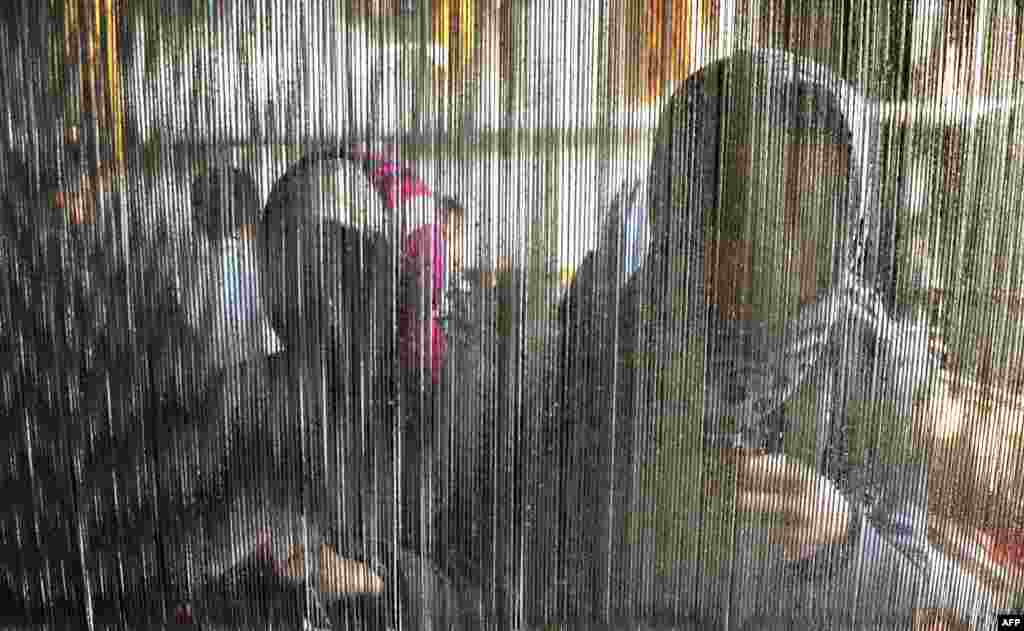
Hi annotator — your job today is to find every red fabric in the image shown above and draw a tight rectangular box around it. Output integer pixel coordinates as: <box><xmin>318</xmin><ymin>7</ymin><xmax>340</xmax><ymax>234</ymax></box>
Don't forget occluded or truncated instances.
<box><xmin>981</xmin><ymin>528</ymin><xmax>1024</xmax><ymax>571</ymax></box>
<box><xmin>398</xmin><ymin>224</ymin><xmax>447</xmax><ymax>384</ymax></box>
<box><xmin>174</xmin><ymin>604</ymin><xmax>194</xmax><ymax>625</ymax></box>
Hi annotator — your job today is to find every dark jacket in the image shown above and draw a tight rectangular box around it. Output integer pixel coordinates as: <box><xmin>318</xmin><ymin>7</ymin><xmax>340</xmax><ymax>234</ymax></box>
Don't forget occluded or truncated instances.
<box><xmin>532</xmin><ymin>49</ymin><xmax>942</xmax><ymax>630</ymax></box>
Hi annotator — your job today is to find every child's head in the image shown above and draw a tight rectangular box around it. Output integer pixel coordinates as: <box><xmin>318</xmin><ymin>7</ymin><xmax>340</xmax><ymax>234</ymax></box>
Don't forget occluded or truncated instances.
<box><xmin>437</xmin><ymin>194</ymin><xmax>466</xmax><ymax>272</ymax></box>
<box><xmin>191</xmin><ymin>166</ymin><xmax>262</xmax><ymax>242</ymax></box>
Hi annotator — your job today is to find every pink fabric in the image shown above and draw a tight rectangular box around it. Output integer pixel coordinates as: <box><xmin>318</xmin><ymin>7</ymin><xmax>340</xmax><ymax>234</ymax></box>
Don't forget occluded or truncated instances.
<box><xmin>358</xmin><ymin>152</ymin><xmax>433</xmax><ymax>210</ymax></box>
<box><xmin>174</xmin><ymin>605</ymin><xmax>194</xmax><ymax>625</ymax></box>
<box><xmin>350</xmin><ymin>147</ymin><xmax>445</xmax><ymax>382</ymax></box>
<box><xmin>981</xmin><ymin>528</ymin><xmax>1024</xmax><ymax>571</ymax></box>
<box><xmin>399</xmin><ymin>224</ymin><xmax>448</xmax><ymax>384</ymax></box>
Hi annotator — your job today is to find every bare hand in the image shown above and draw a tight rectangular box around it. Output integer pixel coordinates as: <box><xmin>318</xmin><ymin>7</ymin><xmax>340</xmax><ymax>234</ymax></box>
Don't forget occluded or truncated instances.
<box><xmin>736</xmin><ymin>453</ymin><xmax>851</xmax><ymax>561</ymax></box>
<box><xmin>281</xmin><ymin>544</ymin><xmax>384</xmax><ymax>595</ymax></box>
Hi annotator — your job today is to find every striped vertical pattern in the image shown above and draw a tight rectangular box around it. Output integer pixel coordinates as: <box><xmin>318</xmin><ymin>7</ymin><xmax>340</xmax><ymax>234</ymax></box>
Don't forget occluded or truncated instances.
<box><xmin>624</xmin><ymin>0</ymin><xmax>712</xmax><ymax>104</ymax></box>
<box><xmin>434</xmin><ymin>0</ymin><xmax>476</xmax><ymax>90</ymax></box>
<box><xmin>63</xmin><ymin>0</ymin><xmax>125</xmax><ymax>166</ymax></box>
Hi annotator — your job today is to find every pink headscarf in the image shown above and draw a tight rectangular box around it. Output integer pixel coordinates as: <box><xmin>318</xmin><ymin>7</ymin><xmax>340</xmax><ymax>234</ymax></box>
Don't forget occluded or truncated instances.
<box><xmin>352</xmin><ymin>149</ymin><xmax>434</xmax><ymax>211</ymax></box>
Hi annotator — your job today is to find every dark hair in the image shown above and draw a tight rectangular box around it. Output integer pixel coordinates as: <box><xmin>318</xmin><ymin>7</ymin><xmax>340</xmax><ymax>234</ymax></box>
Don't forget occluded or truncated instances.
<box><xmin>436</xmin><ymin>194</ymin><xmax>464</xmax><ymax>217</ymax></box>
<box><xmin>261</xmin><ymin>215</ymin><xmax>395</xmax><ymax>354</ymax></box>
<box><xmin>435</xmin><ymin>195</ymin><xmax>466</xmax><ymax>233</ymax></box>
<box><xmin>190</xmin><ymin>166</ymin><xmax>262</xmax><ymax>241</ymax></box>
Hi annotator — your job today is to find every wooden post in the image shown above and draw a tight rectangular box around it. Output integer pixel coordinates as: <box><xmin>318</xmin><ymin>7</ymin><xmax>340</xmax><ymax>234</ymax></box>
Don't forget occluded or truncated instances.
<box><xmin>621</xmin><ymin>0</ymin><xmax>712</xmax><ymax>105</ymax></box>
<box><xmin>58</xmin><ymin>0</ymin><xmax>124</xmax><ymax>223</ymax></box>
<box><xmin>64</xmin><ymin>0</ymin><xmax>124</xmax><ymax>168</ymax></box>
<box><xmin>433</xmin><ymin>0</ymin><xmax>476</xmax><ymax>91</ymax></box>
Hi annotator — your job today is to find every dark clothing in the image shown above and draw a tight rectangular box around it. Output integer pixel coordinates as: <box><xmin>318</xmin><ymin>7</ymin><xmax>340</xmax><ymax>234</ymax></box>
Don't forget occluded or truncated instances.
<box><xmin>0</xmin><ymin>155</ymin><xmax>210</xmax><ymax>622</ymax></box>
<box><xmin>259</xmin><ymin>155</ymin><xmax>503</xmax><ymax>627</ymax></box>
<box><xmin>533</xmin><ymin>49</ymin><xmax>942</xmax><ymax>629</ymax></box>
<box><xmin>543</xmin><ymin>248</ymin><xmax>933</xmax><ymax>628</ymax></box>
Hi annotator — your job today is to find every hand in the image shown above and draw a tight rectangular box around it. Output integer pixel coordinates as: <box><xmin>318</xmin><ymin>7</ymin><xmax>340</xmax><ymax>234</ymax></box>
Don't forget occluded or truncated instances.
<box><xmin>913</xmin><ymin>608</ymin><xmax>970</xmax><ymax>631</ymax></box>
<box><xmin>736</xmin><ymin>453</ymin><xmax>851</xmax><ymax>561</ymax></box>
<box><xmin>281</xmin><ymin>544</ymin><xmax>384</xmax><ymax>595</ymax></box>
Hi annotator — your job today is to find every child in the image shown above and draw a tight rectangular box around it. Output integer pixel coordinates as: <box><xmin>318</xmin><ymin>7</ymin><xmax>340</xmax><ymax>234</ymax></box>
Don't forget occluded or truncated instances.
<box><xmin>187</xmin><ymin>165</ymin><xmax>282</xmax><ymax>374</ymax></box>
<box><xmin>398</xmin><ymin>195</ymin><xmax>465</xmax><ymax>386</ymax></box>
<box><xmin>604</xmin><ymin>178</ymin><xmax>652</xmax><ymax>286</ymax></box>
<box><xmin>353</xmin><ymin>148</ymin><xmax>466</xmax><ymax>386</ymax></box>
